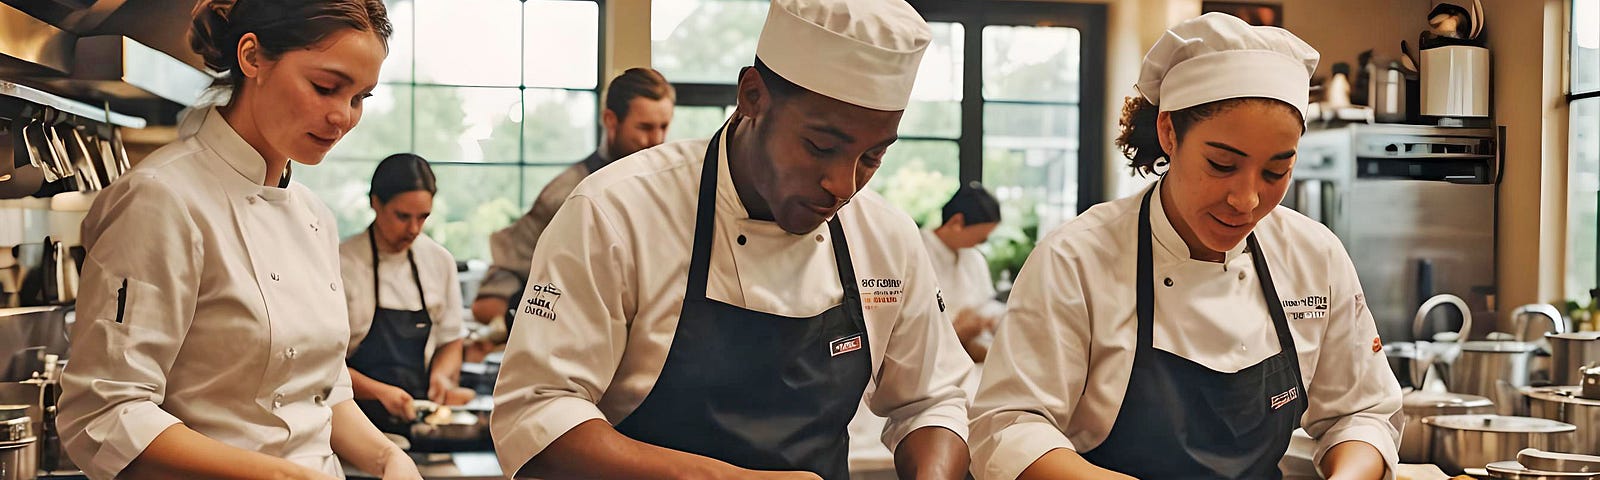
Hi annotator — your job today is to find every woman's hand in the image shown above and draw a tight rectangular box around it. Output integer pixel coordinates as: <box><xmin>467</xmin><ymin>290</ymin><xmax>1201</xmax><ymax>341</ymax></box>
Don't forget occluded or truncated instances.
<box><xmin>376</xmin><ymin>385</ymin><xmax>416</xmax><ymax>421</ymax></box>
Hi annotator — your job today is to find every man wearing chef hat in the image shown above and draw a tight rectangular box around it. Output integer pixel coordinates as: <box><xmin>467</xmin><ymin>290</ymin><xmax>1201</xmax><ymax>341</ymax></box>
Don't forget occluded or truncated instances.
<box><xmin>489</xmin><ymin>0</ymin><xmax>973</xmax><ymax>479</ymax></box>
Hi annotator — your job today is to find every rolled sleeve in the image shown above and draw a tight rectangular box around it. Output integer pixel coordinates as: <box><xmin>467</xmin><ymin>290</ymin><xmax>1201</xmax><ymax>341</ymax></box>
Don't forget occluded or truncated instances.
<box><xmin>58</xmin><ymin>176</ymin><xmax>202</xmax><ymax>480</ymax></box>
<box><xmin>1303</xmin><ymin>239</ymin><xmax>1403</xmax><ymax>479</ymax></box>
<box><xmin>490</xmin><ymin>195</ymin><xmax>633</xmax><ymax>476</ymax></box>
<box><xmin>868</xmin><ymin>232</ymin><xmax>974</xmax><ymax>452</ymax></box>
<box><xmin>970</xmin><ymin>238</ymin><xmax>1091</xmax><ymax>480</ymax></box>
<box><xmin>328</xmin><ymin>364</ymin><xmax>355</xmax><ymax>406</ymax></box>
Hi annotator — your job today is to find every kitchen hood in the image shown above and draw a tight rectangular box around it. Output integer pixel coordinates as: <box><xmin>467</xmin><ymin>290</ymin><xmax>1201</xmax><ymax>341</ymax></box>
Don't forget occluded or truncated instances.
<box><xmin>0</xmin><ymin>0</ymin><xmax>211</xmax><ymax>126</ymax></box>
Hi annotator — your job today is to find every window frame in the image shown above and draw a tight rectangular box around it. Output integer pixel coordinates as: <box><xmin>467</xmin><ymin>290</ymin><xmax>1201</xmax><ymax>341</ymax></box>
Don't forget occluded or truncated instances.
<box><xmin>656</xmin><ymin>0</ymin><xmax>1109</xmax><ymax>213</ymax></box>
<box><xmin>1568</xmin><ymin>0</ymin><xmax>1599</xmax><ymax>297</ymax></box>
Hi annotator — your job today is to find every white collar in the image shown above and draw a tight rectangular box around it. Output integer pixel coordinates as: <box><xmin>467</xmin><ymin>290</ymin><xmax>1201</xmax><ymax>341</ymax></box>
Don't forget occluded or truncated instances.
<box><xmin>921</xmin><ymin>229</ymin><xmax>958</xmax><ymax>266</ymax></box>
<box><xmin>180</xmin><ymin>106</ymin><xmax>291</xmax><ymax>197</ymax></box>
<box><xmin>1147</xmin><ymin>179</ymin><xmax>1250</xmax><ymax>266</ymax></box>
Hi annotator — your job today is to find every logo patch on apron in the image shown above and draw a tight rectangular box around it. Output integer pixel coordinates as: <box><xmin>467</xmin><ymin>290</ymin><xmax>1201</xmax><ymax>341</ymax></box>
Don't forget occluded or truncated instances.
<box><xmin>1270</xmin><ymin>387</ymin><xmax>1300</xmax><ymax>410</ymax></box>
<box><xmin>830</xmin><ymin>334</ymin><xmax>863</xmax><ymax>356</ymax></box>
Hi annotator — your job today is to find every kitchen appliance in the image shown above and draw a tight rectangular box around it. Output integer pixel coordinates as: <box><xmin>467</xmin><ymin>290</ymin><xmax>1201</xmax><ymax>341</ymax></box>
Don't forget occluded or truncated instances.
<box><xmin>1519</xmin><ymin>449</ymin><xmax>1600</xmax><ymax>473</ymax></box>
<box><xmin>1401</xmin><ymin>390</ymin><xmax>1495</xmax><ymax>463</ymax></box>
<box><xmin>0</xmin><ymin>405</ymin><xmax>33</xmax><ymax>480</ymax></box>
<box><xmin>1421</xmin><ymin>45</ymin><xmax>1490</xmax><ymax>118</ymax></box>
<box><xmin>1524</xmin><ymin>387</ymin><xmax>1600</xmax><ymax>455</ymax></box>
<box><xmin>1552</xmin><ymin>332</ymin><xmax>1600</xmax><ymax>387</ymax></box>
<box><xmin>1425</xmin><ymin>414</ymin><xmax>1576</xmax><ymax>475</ymax></box>
<box><xmin>1290</xmin><ymin>125</ymin><xmax>1498</xmax><ymax>344</ymax></box>
<box><xmin>1455</xmin><ymin>340</ymin><xmax>1540</xmax><ymax>414</ymax></box>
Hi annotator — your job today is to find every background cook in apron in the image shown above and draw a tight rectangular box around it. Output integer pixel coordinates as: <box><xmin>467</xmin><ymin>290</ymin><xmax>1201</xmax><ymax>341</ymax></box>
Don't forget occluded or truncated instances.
<box><xmin>968</xmin><ymin>13</ymin><xmax>1402</xmax><ymax>480</ymax></box>
<box><xmin>340</xmin><ymin>153</ymin><xmax>470</xmax><ymax>431</ymax></box>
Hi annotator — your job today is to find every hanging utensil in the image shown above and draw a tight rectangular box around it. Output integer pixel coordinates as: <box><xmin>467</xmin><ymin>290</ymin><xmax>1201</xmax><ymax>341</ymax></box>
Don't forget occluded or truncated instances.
<box><xmin>109</xmin><ymin>127</ymin><xmax>129</xmax><ymax>174</ymax></box>
<box><xmin>63</xmin><ymin>126</ymin><xmax>100</xmax><ymax>192</ymax></box>
<box><xmin>19</xmin><ymin>118</ymin><xmax>59</xmax><ymax>184</ymax></box>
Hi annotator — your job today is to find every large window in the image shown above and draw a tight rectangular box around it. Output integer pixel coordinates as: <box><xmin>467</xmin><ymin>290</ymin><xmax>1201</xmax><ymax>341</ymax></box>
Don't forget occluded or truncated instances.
<box><xmin>1567</xmin><ymin>0</ymin><xmax>1599</xmax><ymax>302</ymax></box>
<box><xmin>299</xmin><ymin>0</ymin><xmax>603</xmax><ymax>262</ymax></box>
<box><xmin>651</xmin><ymin>0</ymin><xmax>1106</xmax><ymax>281</ymax></box>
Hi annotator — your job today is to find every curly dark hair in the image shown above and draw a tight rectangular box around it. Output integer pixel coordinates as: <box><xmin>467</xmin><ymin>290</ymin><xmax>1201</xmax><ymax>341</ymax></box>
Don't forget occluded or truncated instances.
<box><xmin>1116</xmin><ymin>96</ymin><xmax>1299</xmax><ymax>176</ymax></box>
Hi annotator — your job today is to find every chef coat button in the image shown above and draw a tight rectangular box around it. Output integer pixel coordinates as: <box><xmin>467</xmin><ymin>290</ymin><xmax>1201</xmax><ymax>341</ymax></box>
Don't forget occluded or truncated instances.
<box><xmin>247</xmin><ymin>196</ymin><xmax>257</xmax><ymax>205</ymax></box>
<box><xmin>1238</xmin><ymin>271</ymin><xmax>1247</xmax><ymax>281</ymax></box>
<box><xmin>272</xmin><ymin>393</ymin><xmax>284</xmax><ymax>409</ymax></box>
<box><xmin>271</xmin><ymin>273</ymin><xmax>280</xmax><ymax>282</ymax></box>
<box><xmin>330</xmin><ymin>283</ymin><xmax>338</xmax><ymax>291</ymax></box>
<box><xmin>1163</xmin><ymin>277</ymin><xmax>1174</xmax><ymax>287</ymax></box>
<box><xmin>310</xmin><ymin>223</ymin><xmax>319</xmax><ymax>231</ymax></box>
<box><xmin>736</xmin><ymin>235</ymin><xmax>747</xmax><ymax>245</ymax></box>
<box><xmin>313</xmin><ymin>395</ymin><xmax>325</xmax><ymax>406</ymax></box>
<box><xmin>815</xmin><ymin>234</ymin><xmax>824</xmax><ymax>242</ymax></box>
<box><xmin>285</xmin><ymin>347</ymin><xmax>297</xmax><ymax>359</ymax></box>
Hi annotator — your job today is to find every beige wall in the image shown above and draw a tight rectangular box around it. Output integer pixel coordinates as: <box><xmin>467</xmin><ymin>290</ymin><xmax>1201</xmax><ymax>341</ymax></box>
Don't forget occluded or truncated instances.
<box><xmin>1483</xmin><ymin>0</ymin><xmax>1571</xmax><ymax>309</ymax></box>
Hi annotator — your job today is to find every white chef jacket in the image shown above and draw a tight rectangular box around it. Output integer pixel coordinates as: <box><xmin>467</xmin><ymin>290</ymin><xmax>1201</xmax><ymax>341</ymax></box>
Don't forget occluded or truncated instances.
<box><xmin>968</xmin><ymin>181</ymin><xmax>1403</xmax><ymax>480</ymax></box>
<box><xmin>490</xmin><ymin>131</ymin><xmax>974</xmax><ymax>476</ymax></box>
<box><xmin>920</xmin><ymin>230</ymin><xmax>1004</xmax><ymax>324</ymax></box>
<box><xmin>58</xmin><ymin>107</ymin><xmax>355</xmax><ymax>480</ymax></box>
<box><xmin>339</xmin><ymin>231</ymin><xmax>465</xmax><ymax>365</ymax></box>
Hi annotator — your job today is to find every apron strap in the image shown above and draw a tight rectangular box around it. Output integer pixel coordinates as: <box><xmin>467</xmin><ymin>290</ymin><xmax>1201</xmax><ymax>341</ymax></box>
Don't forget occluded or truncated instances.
<box><xmin>684</xmin><ymin>126</ymin><xmax>725</xmax><ymax>302</ymax></box>
<box><xmin>1136</xmin><ymin>188</ymin><xmax>1157</xmax><ymax>353</ymax></box>
<box><xmin>367</xmin><ymin>226</ymin><xmax>430</xmax><ymax>311</ymax></box>
<box><xmin>1246</xmin><ymin>234</ymin><xmax>1305</xmax><ymax>390</ymax></box>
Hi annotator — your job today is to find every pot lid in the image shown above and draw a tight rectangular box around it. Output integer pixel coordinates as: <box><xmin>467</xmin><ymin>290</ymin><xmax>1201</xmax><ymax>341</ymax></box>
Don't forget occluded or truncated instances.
<box><xmin>1462</xmin><ymin>340</ymin><xmax>1541</xmax><ymax>352</ymax></box>
<box><xmin>1548</xmin><ymin>331</ymin><xmax>1600</xmax><ymax>341</ymax></box>
<box><xmin>1523</xmin><ymin>386</ymin><xmax>1600</xmax><ymax>406</ymax></box>
<box><xmin>1423</xmin><ymin>414</ymin><xmax>1576</xmax><ymax>433</ymax></box>
<box><xmin>1404</xmin><ymin>390</ymin><xmax>1494</xmax><ymax>409</ymax></box>
<box><xmin>0</xmin><ymin>404</ymin><xmax>28</xmax><ymax>422</ymax></box>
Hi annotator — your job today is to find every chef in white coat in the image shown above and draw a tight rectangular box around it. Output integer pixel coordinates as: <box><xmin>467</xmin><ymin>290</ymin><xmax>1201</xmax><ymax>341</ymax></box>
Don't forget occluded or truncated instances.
<box><xmin>339</xmin><ymin>153</ymin><xmax>472</xmax><ymax>434</ymax></box>
<box><xmin>57</xmin><ymin>1</ymin><xmax>419</xmax><ymax>479</ymax></box>
<box><xmin>969</xmin><ymin>13</ymin><xmax>1403</xmax><ymax>480</ymax></box>
<box><xmin>921</xmin><ymin>182</ymin><xmax>1005</xmax><ymax>363</ymax></box>
<box><xmin>490</xmin><ymin>1</ymin><xmax>973</xmax><ymax>479</ymax></box>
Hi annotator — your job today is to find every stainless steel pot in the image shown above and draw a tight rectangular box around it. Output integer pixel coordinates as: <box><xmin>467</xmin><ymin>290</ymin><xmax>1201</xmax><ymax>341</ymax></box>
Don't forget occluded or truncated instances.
<box><xmin>1401</xmin><ymin>391</ymin><xmax>1494</xmax><ymax>463</ymax></box>
<box><xmin>1454</xmin><ymin>340</ymin><xmax>1541</xmax><ymax>414</ymax></box>
<box><xmin>0</xmin><ymin>406</ymin><xmax>35</xmax><ymax>480</ymax></box>
<box><xmin>1551</xmin><ymin>332</ymin><xmax>1600</xmax><ymax>387</ymax></box>
<box><xmin>1426</xmin><ymin>414</ymin><xmax>1576</xmax><ymax>475</ymax></box>
<box><xmin>1527</xmin><ymin>386</ymin><xmax>1600</xmax><ymax>455</ymax></box>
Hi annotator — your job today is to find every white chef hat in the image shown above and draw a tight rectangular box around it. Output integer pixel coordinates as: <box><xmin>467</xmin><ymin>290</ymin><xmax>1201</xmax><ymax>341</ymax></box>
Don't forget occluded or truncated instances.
<box><xmin>1135</xmin><ymin>12</ymin><xmax>1320</xmax><ymax>119</ymax></box>
<box><xmin>755</xmin><ymin>0</ymin><xmax>931</xmax><ymax>111</ymax></box>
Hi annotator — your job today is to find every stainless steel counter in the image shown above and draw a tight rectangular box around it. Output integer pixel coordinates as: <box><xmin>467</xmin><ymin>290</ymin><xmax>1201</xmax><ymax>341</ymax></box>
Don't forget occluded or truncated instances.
<box><xmin>344</xmin><ymin>451</ymin><xmax>501</xmax><ymax>480</ymax></box>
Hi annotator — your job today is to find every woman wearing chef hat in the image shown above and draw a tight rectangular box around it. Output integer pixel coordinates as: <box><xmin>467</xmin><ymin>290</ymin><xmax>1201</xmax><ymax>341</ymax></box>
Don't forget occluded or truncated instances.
<box><xmin>969</xmin><ymin>13</ymin><xmax>1403</xmax><ymax>480</ymax></box>
<box><xmin>56</xmin><ymin>1</ymin><xmax>420</xmax><ymax>479</ymax></box>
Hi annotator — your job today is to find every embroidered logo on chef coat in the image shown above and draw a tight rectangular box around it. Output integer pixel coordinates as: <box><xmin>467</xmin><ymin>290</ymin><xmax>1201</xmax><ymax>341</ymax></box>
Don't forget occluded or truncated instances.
<box><xmin>860</xmin><ymin>278</ymin><xmax>904</xmax><ymax>311</ymax></box>
<box><xmin>523</xmin><ymin>283</ymin><xmax>563</xmax><ymax>321</ymax></box>
<box><xmin>1280</xmin><ymin>294</ymin><xmax>1330</xmax><ymax>320</ymax></box>
<box><xmin>1269</xmin><ymin>386</ymin><xmax>1300</xmax><ymax>410</ymax></box>
<box><xmin>830</xmin><ymin>334</ymin><xmax>864</xmax><ymax>356</ymax></box>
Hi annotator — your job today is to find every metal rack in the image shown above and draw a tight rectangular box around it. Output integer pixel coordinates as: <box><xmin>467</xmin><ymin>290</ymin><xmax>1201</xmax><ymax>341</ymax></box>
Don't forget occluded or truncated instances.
<box><xmin>1</xmin><ymin>79</ymin><xmax>146</xmax><ymax>129</ymax></box>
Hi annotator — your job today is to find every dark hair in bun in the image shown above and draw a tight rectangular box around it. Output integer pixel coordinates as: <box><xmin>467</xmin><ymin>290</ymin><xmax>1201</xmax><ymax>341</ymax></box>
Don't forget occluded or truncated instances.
<box><xmin>189</xmin><ymin>0</ymin><xmax>393</xmax><ymax>91</ymax></box>
<box><xmin>370</xmin><ymin>153</ymin><xmax>437</xmax><ymax>205</ymax></box>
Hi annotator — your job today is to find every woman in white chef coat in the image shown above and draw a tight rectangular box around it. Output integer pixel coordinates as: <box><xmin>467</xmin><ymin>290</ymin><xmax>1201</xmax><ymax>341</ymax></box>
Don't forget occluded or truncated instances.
<box><xmin>57</xmin><ymin>2</ymin><xmax>420</xmax><ymax>479</ymax></box>
<box><xmin>922</xmin><ymin>182</ymin><xmax>1004</xmax><ymax>363</ymax></box>
<box><xmin>968</xmin><ymin>13</ymin><xmax>1403</xmax><ymax>480</ymax></box>
<box><xmin>340</xmin><ymin>153</ymin><xmax>473</xmax><ymax>433</ymax></box>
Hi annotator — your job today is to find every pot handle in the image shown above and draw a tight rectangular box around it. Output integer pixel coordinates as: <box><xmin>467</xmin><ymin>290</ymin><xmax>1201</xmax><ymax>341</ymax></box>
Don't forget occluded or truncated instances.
<box><xmin>1512</xmin><ymin>303</ymin><xmax>1567</xmax><ymax>341</ymax></box>
<box><xmin>1414</xmin><ymin>294</ymin><xmax>1473</xmax><ymax>342</ymax></box>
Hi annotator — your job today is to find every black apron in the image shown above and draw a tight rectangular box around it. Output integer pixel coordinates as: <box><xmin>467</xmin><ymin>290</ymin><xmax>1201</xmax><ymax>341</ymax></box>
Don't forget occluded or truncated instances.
<box><xmin>348</xmin><ymin>227</ymin><xmax>434</xmax><ymax>435</ymax></box>
<box><xmin>1080</xmin><ymin>187</ymin><xmax>1307</xmax><ymax>479</ymax></box>
<box><xmin>612</xmin><ymin>125</ymin><xmax>873</xmax><ymax>480</ymax></box>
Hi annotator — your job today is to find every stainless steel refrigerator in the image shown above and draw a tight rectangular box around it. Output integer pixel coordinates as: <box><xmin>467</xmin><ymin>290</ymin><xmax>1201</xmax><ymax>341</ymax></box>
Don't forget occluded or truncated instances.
<box><xmin>1287</xmin><ymin>124</ymin><xmax>1499</xmax><ymax>342</ymax></box>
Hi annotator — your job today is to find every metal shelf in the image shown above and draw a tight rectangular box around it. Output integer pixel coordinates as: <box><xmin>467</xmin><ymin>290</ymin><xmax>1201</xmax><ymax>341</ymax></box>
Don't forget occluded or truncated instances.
<box><xmin>0</xmin><ymin>79</ymin><xmax>146</xmax><ymax>129</ymax></box>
